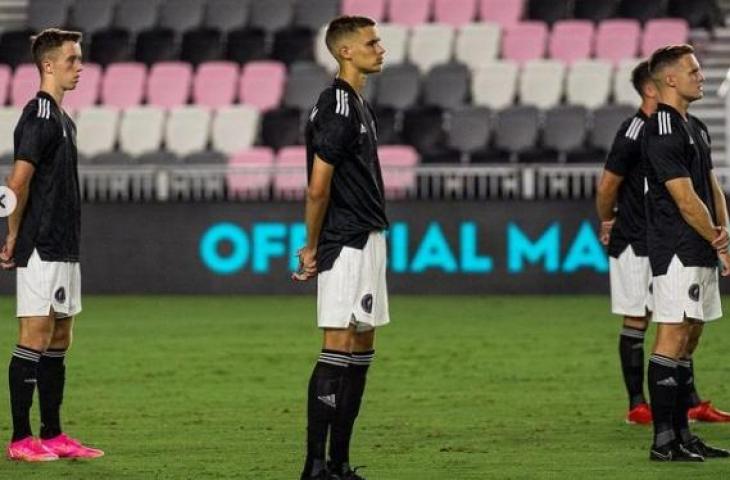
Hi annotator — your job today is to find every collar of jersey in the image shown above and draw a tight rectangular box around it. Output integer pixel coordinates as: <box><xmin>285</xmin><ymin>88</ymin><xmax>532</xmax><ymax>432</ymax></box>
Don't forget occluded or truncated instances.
<box><xmin>36</xmin><ymin>90</ymin><xmax>59</xmax><ymax>112</ymax></box>
<box><xmin>333</xmin><ymin>77</ymin><xmax>361</xmax><ymax>99</ymax></box>
<box><xmin>657</xmin><ymin>102</ymin><xmax>684</xmax><ymax>119</ymax></box>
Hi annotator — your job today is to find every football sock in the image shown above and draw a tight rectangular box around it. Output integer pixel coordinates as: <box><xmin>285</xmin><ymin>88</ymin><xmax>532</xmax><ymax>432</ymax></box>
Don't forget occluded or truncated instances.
<box><xmin>674</xmin><ymin>359</ymin><xmax>693</xmax><ymax>444</ymax></box>
<box><xmin>687</xmin><ymin>359</ymin><xmax>701</xmax><ymax>407</ymax></box>
<box><xmin>619</xmin><ymin>326</ymin><xmax>647</xmax><ymax>409</ymax></box>
<box><xmin>38</xmin><ymin>348</ymin><xmax>66</xmax><ymax>439</ymax></box>
<box><xmin>330</xmin><ymin>350</ymin><xmax>374</xmax><ymax>468</ymax></box>
<box><xmin>648</xmin><ymin>354</ymin><xmax>678</xmax><ymax>448</ymax></box>
<box><xmin>8</xmin><ymin>345</ymin><xmax>41</xmax><ymax>441</ymax></box>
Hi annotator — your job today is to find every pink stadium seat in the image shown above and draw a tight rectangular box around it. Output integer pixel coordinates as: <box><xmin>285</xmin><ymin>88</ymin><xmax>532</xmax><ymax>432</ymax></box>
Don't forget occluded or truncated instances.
<box><xmin>147</xmin><ymin>62</ymin><xmax>193</xmax><ymax>108</ymax></box>
<box><xmin>434</xmin><ymin>0</ymin><xmax>477</xmax><ymax>27</ymax></box>
<box><xmin>502</xmin><ymin>22</ymin><xmax>548</xmax><ymax>64</ymax></box>
<box><xmin>193</xmin><ymin>61</ymin><xmax>239</xmax><ymax>109</ymax></box>
<box><xmin>0</xmin><ymin>65</ymin><xmax>12</xmax><ymax>106</ymax></box>
<box><xmin>378</xmin><ymin>145</ymin><xmax>419</xmax><ymax>197</ymax></box>
<box><xmin>595</xmin><ymin>19</ymin><xmax>641</xmax><ymax>67</ymax></box>
<box><xmin>479</xmin><ymin>0</ymin><xmax>524</xmax><ymax>29</ymax></box>
<box><xmin>239</xmin><ymin>61</ymin><xmax>286</xmax><ymax>112</ymax></box>
<box><xmin>641</xmin><ymin>19</ymin><xmax>689</xmax><ymax>57</ymax></box>
<box><xmin>341</xmin><ymin>0</ymin><xmax>386</xmax><ymax>21</ymax></box>
<box><xmin>387</xmin><ymin>0</ymin><xmax>432</xmax><ymax>27</ymax></box>
<box><xmin>64</xmin><ymin>63</ymin><xmax>101</xmax><ymax>110</ymax></box>
<box><xmin>101</xmin><ymin>62</ymin><xmax>146</xmax><ymax>108</ymax></box>
<box><xmin>11</xmin><ymin>64</ymin><xmax>39</xmax><ymax>107</ymax></box>
<box><xmin>549</xmin><ymin>20</ymin><xmax>594</xmax><ymax>65</ymax></box>
<box><xmin>227</xmin><ymin>147</ymin><xmax>274</xmax><ymax>195</ymax></box>
<box><xmin>274</xmin><ymin>146</ymin><xmax>307</xmax><ymax>197</ymax></box>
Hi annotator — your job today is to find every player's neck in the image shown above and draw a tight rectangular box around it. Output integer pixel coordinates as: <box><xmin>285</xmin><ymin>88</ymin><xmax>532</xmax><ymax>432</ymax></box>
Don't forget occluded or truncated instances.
<box><xmin>662</xmin><ymin>96</ymin><xmax>689</xmax><ymax>120</ymax></box>
<box><xmin>39</xmin><ymin>80</ymin><xmax>65</xmax><ymax>107</ymax></box>
<box><xmin>336</xmin><ymin>67</ymin><xmax>367</xmax><ymax>95</ymax></box>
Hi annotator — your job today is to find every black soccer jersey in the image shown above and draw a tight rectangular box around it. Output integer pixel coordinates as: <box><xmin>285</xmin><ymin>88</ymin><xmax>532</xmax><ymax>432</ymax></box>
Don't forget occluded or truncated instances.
<box><xmin>306</xmin><ymin>78</ymin><xmax>389</xmax><ymax>273</ymax></box>
<box><xmin>604</xmin><ymin>110</ymin><xmax>649</xmax><ymax>258</ymax></box>
<box><xmin>13</xmin><ymin>91</ymin><xmax>81</xmax><ymax>267</ymax></box>
<box><xmin>644</xmin><ymin>103</ymin><xmax>716</xmax><ymax>276</ymax></box>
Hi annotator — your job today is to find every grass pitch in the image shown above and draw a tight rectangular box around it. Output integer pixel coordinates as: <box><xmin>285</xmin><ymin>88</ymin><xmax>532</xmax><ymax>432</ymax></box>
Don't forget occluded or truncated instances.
<box><xmin>0</xmin><ymin>295</ymin><xmax>729</xmax><ymax>479</ymax></box>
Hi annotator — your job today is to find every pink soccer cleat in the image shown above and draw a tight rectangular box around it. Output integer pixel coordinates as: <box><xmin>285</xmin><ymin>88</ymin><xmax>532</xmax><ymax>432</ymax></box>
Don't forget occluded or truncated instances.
<box><xmin>6</xmin><ymin>437</ymin><xmax>59</xmax><ymax>462</ymax></box>
<box><xmin>41</xmin><ymin>434</ymin><xmax>104</xmax><ymax>459</ymax></box>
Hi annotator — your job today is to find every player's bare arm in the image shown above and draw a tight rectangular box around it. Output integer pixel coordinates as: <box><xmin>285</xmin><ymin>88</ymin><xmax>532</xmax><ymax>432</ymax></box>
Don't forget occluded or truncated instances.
<box><xmin>665</xmin><ymin>177</ymin><xmax>719</xmax><ymax>244</ymax></box>
<box><xmin>596</xmin><ymin>169</ymin><xmax>624</xmax><ymax>245</ymax></box>
<box><xmin>709</xmin><ymin>172</ymin><xmax>730</xmax><ymax>252</ymax></box>
<box><xmin>1</xmin><ymin>160</ymin><xmax>35</xmax><ymax>269</ymax></box>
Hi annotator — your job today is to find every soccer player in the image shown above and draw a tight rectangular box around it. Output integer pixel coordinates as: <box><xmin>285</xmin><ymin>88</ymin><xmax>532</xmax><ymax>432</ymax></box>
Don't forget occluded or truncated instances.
<box><xmin>597</xmin><ymin>60</ymin><xmax>730</xmax><ymax>425</ymax></box>
<box><xmin>293</xmin><ymin>16</ymin><xmax>388</xmax><ymax>480</ymax></box>
<box><xmin>643</xmin><ymin>44</ymin><xmax>730</xmax><ymax>461</ymax></box>
<box><xmin>1</xmin><ymin>29</ymin><xmax>103</xmax><ymax>461</ymax></box>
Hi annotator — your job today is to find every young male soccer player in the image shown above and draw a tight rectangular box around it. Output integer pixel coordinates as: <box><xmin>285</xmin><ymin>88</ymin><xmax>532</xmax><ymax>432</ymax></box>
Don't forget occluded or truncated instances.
<box><xmin>293</xmin><ymin>16</ymin><xmax>388</xmax><ymax>480</ymax></box>
<box><xmin>597</xmin><ymin>60</ymin><xmax>730</xmax><ymax>425</ymax></box>
<box><xmin>1</xmin><ymin>28</ymin><xmax>103</xmax><ymax>461</ymax></box>
<box><xmin>643</xmin><ymin>44</ymin><xmax>730</xmax><ymax>461</ymax></box>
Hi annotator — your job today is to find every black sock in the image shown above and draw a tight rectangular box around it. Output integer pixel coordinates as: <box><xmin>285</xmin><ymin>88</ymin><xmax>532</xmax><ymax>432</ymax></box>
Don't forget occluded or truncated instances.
<box><xmin>648</xmin><ymin>354</ymin><xmax>678</xmax><ymax>448</ymax></box>
<box><xmin>38</xmin><ymin>348</ymin><xmax>66</xmax><ymax>439</ymax></box>
<box><xmin>8</xmin><ymin>345</ymin><xmax>41</xmax><ymax>442</ymax></box>
<box><xmin>674</xmin><ymin>359</ymin><xmax>693</xmax><ymax>444</ymax></box>
<box><xmin>619</xmin><ymin>327</ymin><xmax>647</xmax><ymax>409</ymax></box>
<box><xmin>687</xmin><ymin>359</ymin><xmax>701</xmax><ymax>407</ymax></box>
<box><xmin>330</xmin><ymin>350</ymin><xmax>374</xmax><ymax>470</ymax></box>
<box><xmin>302</xmin><ymin>350</ymin><xmax>349</xmax><ymax>478</ymax></box>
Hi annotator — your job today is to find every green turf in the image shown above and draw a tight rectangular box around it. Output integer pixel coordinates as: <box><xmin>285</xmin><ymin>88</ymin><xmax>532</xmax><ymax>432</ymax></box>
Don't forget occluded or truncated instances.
<box><xmin>0</xmin><ymin>295</ymin><xmax>729</xmax><ymax>479</ymax></box>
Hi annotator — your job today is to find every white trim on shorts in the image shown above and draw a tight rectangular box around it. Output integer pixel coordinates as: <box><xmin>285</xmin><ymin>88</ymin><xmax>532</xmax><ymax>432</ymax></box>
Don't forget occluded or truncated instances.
<box><xmin>609</xmin><ymin>245</ymin><xmax>653</xmax><ymax>316</ymax></box>
<box><xmin>16</xmin><ymin>249</ymin><xmax>82</xmax><ymax>318</ymax></box>
<box><xmin>652</xmin><ymin>255</ymin><xmax>721</xmax><ymax>324</ymax></box>
<box><xmin>317</xmin><ymin>231</ymin><xmax>390</xmax><ymax>332</ymax></box>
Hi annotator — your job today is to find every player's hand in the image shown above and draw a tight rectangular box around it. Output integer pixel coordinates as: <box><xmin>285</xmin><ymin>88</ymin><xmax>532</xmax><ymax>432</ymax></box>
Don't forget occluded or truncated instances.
<box><xmin>599</xmin><ymin>219</ymin><xmax>614</xmax><ymax>246</ymax></box>
<box><xmin>0</xmin><ymin>236</ymin><xmax>16</xmax><ymax>270</ymax></box>
<box><xmin>719</xmin><ymin>251</ymin><xmax>730</xmax><ymax>277</ymax></box>
<box><xmin>291</xmin><ymin>246</ymin><xmax>317</xmax><ymax>281</ymax></box>
<box><xmin>712</xmin><ymin>226</ymin><xmax>730</xmax><ymax>253</ymax></box>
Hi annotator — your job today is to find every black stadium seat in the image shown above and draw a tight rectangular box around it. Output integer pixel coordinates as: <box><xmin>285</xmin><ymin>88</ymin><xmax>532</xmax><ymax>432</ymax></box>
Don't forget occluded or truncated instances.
<box><xmin>225</xmin><ymin>28</ymin><xmax>268</xmax><ymax>64</ymax></box>
<box><xmin>373</xmin><ymin>106</ymin><xmax>402</xmax><ymax>145</ymax></box>
<box><xmin>527</xmin><ymin>0</ymin><xmax>572</xmax><ymax>24</ymax></box>
<box><xmin>668</xmin><ymin>0</ymin><xmax>724</xmax><ymax>30</ymax></box>
<box><xmin>181</xmin><ymin>28</ymin><xmax>224</xmax><ymax>66</ymax></box>
<box><xmin>590</xmin><ymin>105</ymin><xmax>635</xmax><ymax>153</ymax></box>
<box><xmin>446</xmin><ymin>106</ymin><xmax>493</xmax><ymax>162</ymax></box>
<box><xmin>89</xmin><ymin>29</ymin><xmax>132</xmax><ymax>67</ymax></box>
<box><xmin>617</xmin><ymin>0</ymin><xmax>668</xmax><ymax>23</ymax></box>
<box><xmin>205</xmin><ymin>0</ymin><xmax>251</xmax><ymax>33</ymax></box>
<box><xmin>261</xmin><ymin>107</ymin><xmax>303</xmax><ymax>150</ymax></box>
<box><xmin>374</xmin><ymin>64</ymin><xmax>421</xmax><ymax>111</ymax></box>
<box><xmin>0</xmin><ymin>30</ymin><xmax>34</xmax><ymax>68</ymax></box>
<box><xmin>423</xmin><ymin>63</ymin><xmax>470</xmax><ymax>110</ymax></box>
<box><xmin>493</xmin><ymin>106</ymin><xmax>541</xmax><ymax>163</ymax></box>
<box><xmin>272</xmin><ymin>27</ymin><xmax>315</xmax><ymax>66</ymax></box>
<box><xmin>542</xmin><ymin>106</ymin><xmax>590</xmax><ymax>163</ymax></box>
<box><xmin>402</xmin><ymin>106</ymin><xmax>448</xmax><ymax>162</ymax></box>
<box><xmin>134</xmin><ymin>28</ymin><xmax>178</xmax><ymax>66</ymax></box>
<box><xmin>574</xmin><ymin>0</ymin><xmax>619</xmax><ymax>22</ymax></box>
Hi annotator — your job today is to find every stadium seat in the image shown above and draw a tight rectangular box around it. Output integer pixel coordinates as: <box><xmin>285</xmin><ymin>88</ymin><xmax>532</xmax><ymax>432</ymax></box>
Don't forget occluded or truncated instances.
<box><xmin>11</xmin><ymin>64</ymin><xmax>39</xmax><ymax>108</ymax></box>
<box><xmin>591</xmin><ymin>104</ymin><xmax>635</xmax><ymax>152</ymax></box>
<box><xmin>455</xmin><ymin>23</ymin><xmax>501</xmax><ymax>71</ymax></box>
<box><xmin>68</xmin><ymin>0</ymin><xmax>116</xmax><ymax>34</ymax></box>
<box><xmin>181</xmin><ymin>28</ymin><xmax>224</xmax><ymax>66</ymax></box>
<box><xmin>119</xmin><ymin>107</ymin><xmax>166</xmax><ymax>156</ymax></box>
<box><xmin>669</xmin><ymin>0</ymin><xmax>723</xmax><ymax>30</ymax></box>
<box><xmin>341</xmin><ymin>0</ymin><xmax>386</xmax><ymax>21</ymax></box>
<box><xmin>566</xmin><ymin>60</ymin><xmax>612</xmax><ymax>109</ymax></box>
<box><xmin>101</xmin><ymin>62</ymin><xmax>147</xmax><ymax>109</ymax></box>
<box><xmin>375</xmin><ymin>63</ymin><xmax>421</xmax><ymax>111</ymax></box>
<box><xmin>261</xmin><ymin>107</ymin><xmax>303</xmax><ymax>149</ymax></box>
<box><xmin>272</xmin><ymin>27</ymin><xmax>315</xmax><ymax>66</ymax></box>
<box><xmin>225</xmin><ymin>28</ymin><xmax>268</xmax><ymax>65</ymax></box>
<box><xmin>641</xmin><ymin>19</ymin><xmax>689</xmax><ymax>57</ymax></box>
<box><xmin>0</xmin><ymin>107</ymin><xmax>22</xmax><ymax>156</ymax></box>
<box><xmin>519</xmin><ymin>60</ymin><xmax>565</xmax><ymax>109</ymax></box>
<box><xmin>618</xmin><ymin>0</ymin><xmax>668</xmax><ymax>23</ymax></box>
<box><xmin>493</xmin><ymin>106</ymin><xmax>540</xmax><ymax>161</ymax></box>
<box><xmin>89</xmin><ymin>29</ymin><xmax>132</xmax><ymax>66</ymax></box>
<box><xmin>135</xmin><ymin>28</ymin><xmax>178</xmax><ymax>66</ymax></box>
<box><xmin>402</xmin><ymin>106</ymin><xmax>447</xmax><ymax>160</ymax></box>
<box><xmin>115</xmin><ymin>0</ymin><xmax>163</xmax><ymax>34</ymax></box>
<box><xmin>204</xmin><ymin>0</ymin><xmax>251</xmax><ymax>33</ymax></box>
<box><xmin>377</xmin><ymin>24</ymin><xmax>409</xmax><ymax>65</ymax></box>
<box><xmin>542</xmin><ymin>105</ymin><xmax>589</xmax><ymax>162</ymax></box>
<box><xmin>526</xmin><ymin>0</ymin><xmax>571</xmax><ymax>24</ymax></box>
<box><xmin>373</xmin><ymin>106</ymin><xmax>402</xmax><ymax>144</ymax></box>
<box><xmin>595</xmin><ymin>19</ymin><xmax>641</xmax><ymax>67</ymax></box>
<box><xmin>227</xmin><ymin>147</ymin><xmax>274</xmax><ymax>197</ymax></box>
<box><xmin>0</xmin><ymin>65</ymin><xmax>12</xmax><ymax>107</ymax></box>
<box><xmin>471</xmin><ymin>61</ymin><xmax>518</xmax><ymax>110</ymax></box>
<box><xmin>434</xmin><ymin>0</ymin><xmax>478</xmax><ymax>27</ymax></box>
<box><xmin>314</xmin><ymin>26</ymin><xmax>340</xmax><ymax>73</ymax></box>
<box><xmin>613</xmin><ymin>58</ymin><xmax>641</xmax><ymax>106</ymax></box>
<box><xmin>182</xmin><ymin>150</ymin><xmax>226</xmax><ymax>164</ymax></box>
<box><xmin>293</xmin><ymin>0</ymin><xmax>340</xmax><ymax>31</ymax></box>
<box><xmin>478</xmin><ymin>0</ymin><xmax>524</xmax><ymax>29</ymax></box>
<box><xmin>146</xmin><ymin>62</ymin><xmax>193</xmax><ymax>108</ymax></box>
<box><xmin>193</xmin><ymin>61</ymin><xmax>239</xmax><ymax>108</ymax></box>
<box><xmin>408</xmin><ymin>24</ymin><xmax>455</xmax><ymax>73</ymax></box>
<box><xmin>548</xmin><ymin>20</ymin><xmax>594</xmax><ymax>65</ymax></box>
<box><xmin>249</xmin><ymin>0</ymin><xmax>295</xmax><ymax>34</ymax></box>
<box><xmin>211</xmin><ymin>105</ymin><xmax>259</xmax><ymax>155</ymax></box>
<box><xmin>0</xmin><ymin>30</ymin><xmax>34</xmax><ymax>68</ymax></box>
<box><xmin>165</xmin><ymin>106</ymin><xmax>211</xmax><ymax>156</ymax></box>
<box><xmin>423</xmin><ymin>63</ymin><xmax>469</xmax><ymax>110</ymax></box>
<box><xmin>28</xmin><ymin>0</ymin><xmax>71</xmax><ymax>32</ymax></box>
<box><xmin>388</xmin><ymin>0</ymin><xmax>432</xmax><ymax>27</ymax></box>
<box><xmin>446</xmin><ymin>106</ymin><xmax>492</xmax><ymax>159</ymax></box>
<box><xmin>159</xmin><ymin>0</ymin><xmax>206</xmax><ymax>33</ymax></box>
<box><xmin>239</xmin><ymin>60</ymin><xmax>286</xmax><ymax>111</ymax></box>
<box><xmin>502</xmin><ymin>22</ymin><xmax>548</xmax><ymax>64</ymax></box>
<box><xmin>91</xmin><ymin>151</ymin><xmax>134</xmax><ymax>165</ymax></box>
<box><xmin>282</xmin><ymin>62</ymin><xmax>330</xmax><ymax>111</ymax></box>
<box><xmin>75</xmin><ymin>107</ymin><xmax>119</xmax><ymax>158</ymax></box>
<box><xmin>573</xmin><ymin>0</ymin><xmax>618</xmax><ymax>22</ymax></box>
<box><xmin>64</xmin><ymin>63</ymin><xmax>102</xmax><ymax>110</ymax></box>
<box><xmin>274</xmin><ymin>145</ymin><xmax>307</xmax><ymax>197</ymax></box>
<box><xmin>379</xmin><ymin>145</ymin><xmax>419</xmax><ymax>196</ymax></box>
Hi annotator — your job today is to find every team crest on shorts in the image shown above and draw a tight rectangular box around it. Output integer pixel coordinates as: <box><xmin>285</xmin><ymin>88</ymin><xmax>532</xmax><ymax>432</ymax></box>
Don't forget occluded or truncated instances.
<box><xmin>54</xmin><ymin>287</ymin><xmax>66</xmax><ymax>304</ymax></box>
<box><xmin>361</xmin><ymin>293</ymin><xmax>373</xmax><ymax>314</ymax></box>
<box><xmin>688</xmin><ymin>284</ymin><xmax>700</xmax><ymax>302</ymax></box>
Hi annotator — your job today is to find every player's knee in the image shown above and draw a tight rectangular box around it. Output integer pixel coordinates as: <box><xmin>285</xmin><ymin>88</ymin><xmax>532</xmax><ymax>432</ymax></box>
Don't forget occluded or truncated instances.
<box><xmin>50</xmin><ymin>329</ymin><xmax>72</xmax><ymax>349</ymax></box>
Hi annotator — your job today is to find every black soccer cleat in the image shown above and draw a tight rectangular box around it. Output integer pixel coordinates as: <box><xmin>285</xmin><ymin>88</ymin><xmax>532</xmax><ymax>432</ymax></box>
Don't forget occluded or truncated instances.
<box><xmin>650</xmin><ymin>442</ymin><xmax>704</xmax><ymax>462</ymax></box>
<box><xmin>301</xmin><ymin>459</ymin><xmax>329</xmax><ymax>480</ymax></box>
<box><xmin>328</xmin><ymin>462</ymin><xmax>367</xmax><ymax>480</ymax></box>
<box><xmin>684</xmin><ymin>436</ymin><xmax>730</xmax><ymax>458</ymax></box>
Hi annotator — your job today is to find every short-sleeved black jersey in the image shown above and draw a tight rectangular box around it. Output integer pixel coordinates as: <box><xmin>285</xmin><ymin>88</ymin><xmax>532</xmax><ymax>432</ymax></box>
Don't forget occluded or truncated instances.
<box><xmin>13</xmin><ymin>91</ymin><xmax>81</xmax><ymax>267</ymax></box>
<box><xmin>643</xmin><ymin>103</ymin><xmax>716</xmax><ymax>275</ymax></box>
<box><xmin>604</xmin><ymin>110</ymin><xmax>649</xmax><ymax>258</ymax></box>
<box><xmin>305</xmin><ymin>78</ymin><xmax>389</xmax><ymax>273</ymax></box>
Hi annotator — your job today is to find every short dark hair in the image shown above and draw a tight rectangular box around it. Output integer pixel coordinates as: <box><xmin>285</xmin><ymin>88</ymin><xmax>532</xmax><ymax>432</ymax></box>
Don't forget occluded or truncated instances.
<box><xmin>325</xmin><ymin>15</ymin><xmax>376</xmax><ymax>56</ymax></box>
<box><xmin>648</xmin><ymin>44</ymin><xmax>695</xmax><ymax>77</ymax></box>
<box><xmin>30</xmin><ymin>28</ymin><xmax>83</xmax><ymax>72</ymax></box>
<box><xmin>631</xmin><ymin>60</ymin><xmax>652</xmax><ymax>97</ymax></box>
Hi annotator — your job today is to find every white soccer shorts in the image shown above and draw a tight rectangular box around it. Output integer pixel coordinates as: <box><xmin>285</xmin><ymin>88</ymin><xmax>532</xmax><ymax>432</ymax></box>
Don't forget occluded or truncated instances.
<box><xmin>17</xmin><ymin>249</ymin><xmax>82</xmax><ymax>318</ymax></box>
<box><xmin>652</xmin><ymin>255</ymin><xmax>721</xmax><ymax>324</ymax></box>
<box><xmin>609</xmin><ymin>245</ymin><xmax>654</xmax><ymax>316</ymax></box>
<box><xmin>317</xmin><ymin>231</ymin><xmax>390</xmax><ymax>332</ymax></box>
